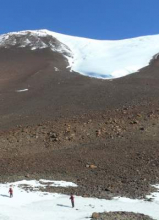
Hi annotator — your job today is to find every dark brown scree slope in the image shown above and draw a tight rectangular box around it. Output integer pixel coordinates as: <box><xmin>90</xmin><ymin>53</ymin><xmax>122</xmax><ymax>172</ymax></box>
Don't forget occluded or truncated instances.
<box><xmin>0</xmin><ymin>33</ymin><xmax>159</xmax><ymax>200</ymax></box>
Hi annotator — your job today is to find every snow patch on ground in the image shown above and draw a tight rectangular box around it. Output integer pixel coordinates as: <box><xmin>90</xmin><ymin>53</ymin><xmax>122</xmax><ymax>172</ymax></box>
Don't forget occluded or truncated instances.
<box><xmin>0</xmin><ymin>180</ymin><xmax>159</xmax><ymax>220</ymax></box>
<box><xmin>54</xmin><ymin>67</ymin><xmax>59</xmax><ymax>72</ymax></box>
<box><xmin>11</xmin><ymin>179</ymin><xmax>77</xmax><ymax>188</ymax></box>
<box><xmin>16</xmin><ymin>89</ymin><xmax>28</xmax><ymax>92</ymax></box>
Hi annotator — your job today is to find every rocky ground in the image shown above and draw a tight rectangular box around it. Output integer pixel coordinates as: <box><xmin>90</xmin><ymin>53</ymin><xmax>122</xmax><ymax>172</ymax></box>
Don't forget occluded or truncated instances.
<box><xmin>0</xmin><ymin>103</ymin><xmax>159</xmax><ymax>200</ymax></box>
<box><xmin>91</xmin><ymin>212</ymin><xmax>154</xmax><ymax>220</ymax></box>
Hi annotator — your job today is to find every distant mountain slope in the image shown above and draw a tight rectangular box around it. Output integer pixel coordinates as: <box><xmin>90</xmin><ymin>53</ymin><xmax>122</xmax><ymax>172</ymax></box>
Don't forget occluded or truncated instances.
<box><xmin>1</xmin><ymin>30</ymin><xmax>159</xmax><ymax>79</ymax></box>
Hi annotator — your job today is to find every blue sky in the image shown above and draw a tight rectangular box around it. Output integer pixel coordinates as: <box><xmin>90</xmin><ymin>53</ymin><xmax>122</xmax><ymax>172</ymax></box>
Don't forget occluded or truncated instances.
<box><xmin>0</xmin><ymin>0</ymin><xmax>159</xmax><ymax>40</ymax></box>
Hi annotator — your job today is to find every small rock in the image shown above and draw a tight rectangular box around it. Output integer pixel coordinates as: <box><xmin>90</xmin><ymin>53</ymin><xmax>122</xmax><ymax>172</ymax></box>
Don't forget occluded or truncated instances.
<box><xmin>25</xmin><ymin>174</ymin><xmax>30</xmax><ymax>178</ymax></box>
<box><xmin>92</xmin><ymin>212</ymin><xmax>100</xmax><ymax>219</ymax></box>
<box><xmin>130</xmin><ymin>120</ymin><xmax>139</xmax><ymax>124</ymax></box>
<box><xmin>90</xmin><ymin>165</ymin><xmax>97</xmax><ymax>169</ymax></box>
<box><xmin>140</xmin><ymin>127</ymin><xmax>145</xmax><ymax>131</ymax></box>
<box><xmin>137</xmin><ymin>114</ymin><xmax>142</xmax><ymax>118</ymax></box>
<box><xmin>96</xmin><ymin>130</ymin><xmax>101</xmax><ymax>137</ymax></box>
<box><xmin>50</xmin><ymin>132</ymin><xmax>57</xmax><ymax>138</ymax></box>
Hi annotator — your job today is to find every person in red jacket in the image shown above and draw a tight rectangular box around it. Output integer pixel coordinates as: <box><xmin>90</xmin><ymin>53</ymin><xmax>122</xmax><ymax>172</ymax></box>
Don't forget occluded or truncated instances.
<box><xmin>9</xmin><ymin>186</ymin><xmax>13</xmax><ymax>198</ymax></box>
<box><xmin>69</xmin><ymin>193</ymin><xmax>74</xmax><ymax>208</ymax></box>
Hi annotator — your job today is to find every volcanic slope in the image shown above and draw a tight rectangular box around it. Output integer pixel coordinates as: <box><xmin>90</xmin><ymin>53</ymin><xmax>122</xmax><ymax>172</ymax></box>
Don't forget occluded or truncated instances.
<box><xmin>1</xmin><ymin>30</ymin><xmax>159</xmax><ymax>128</ymax></box>
<box><xmin>1</xmin><ymin>30</ymin><xmax>159</xmax><ymax>199</ymax></box>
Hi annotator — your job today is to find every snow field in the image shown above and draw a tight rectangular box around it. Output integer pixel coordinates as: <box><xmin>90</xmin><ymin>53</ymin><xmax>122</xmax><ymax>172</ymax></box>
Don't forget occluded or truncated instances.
<box><xmin>0</xmin><ymin>180</ymin><xmax>159</xmax><ymax>220</ymax></box>
<box><xmin>43</xmin><ymin>30</ymin><xmax>159</xmax><ymax>79</ymax></box>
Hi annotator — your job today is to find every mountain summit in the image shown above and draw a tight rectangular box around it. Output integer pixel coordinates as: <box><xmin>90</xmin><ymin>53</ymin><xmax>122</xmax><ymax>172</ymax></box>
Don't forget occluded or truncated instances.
<box><xmin>1</xmin><ymin>29</ymin><xmax>159</xmax><ymax>79</ymax></box>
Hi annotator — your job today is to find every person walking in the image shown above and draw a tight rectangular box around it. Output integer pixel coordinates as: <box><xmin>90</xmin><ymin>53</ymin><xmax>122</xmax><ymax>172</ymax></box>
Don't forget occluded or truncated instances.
<box><xmin>9</xmin><ymin>186</ymin><xmax>13</xmax><ymax>198</ymax></box>
<box><xmin>70</xmin><ymin>193</ymin><xmax>74</xmax><ymax>208</ymax></box>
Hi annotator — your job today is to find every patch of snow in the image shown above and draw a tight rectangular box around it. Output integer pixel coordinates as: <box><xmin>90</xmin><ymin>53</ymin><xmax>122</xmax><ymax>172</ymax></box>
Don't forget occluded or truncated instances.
<box><xmin>19</xmin><ymin>45</ymin><xmax>25</xmax><ymax>48</ymax></box>
<box><xmin>40</xmin><ymin>179</ymin><xmax>77</xmax><ymax>187</ymax></box>
<box><xmin>54</xmin><ymin>67</ymin><xmax>59</xmax><ymax>72</ymax></box>
<box><xmin>147</xmin><ymin>184</ymin><xmax>159</xmax><ymax>202</ymax></box>
<box><xmin>16</xmin><ymin>89</ymin><xmax>28</xmax><ymax>92</ymax></box>
<box><xmin>31</xmin><ymin>47</ymin><xmax>37</xmax><ymax>50</ymax></box>
<box><xmin>10</xmin><ymin>179</ymin><xmax>77</xmax><ymax>188</ymax></box>
<box><xmin>11</xmin><ymin>39</ymin><xmax>17</xmax><ymax>45</ymax></box>
<box><xmin>24</xmin><ymin>39</ymin><xmax>31</xmax><ymax>45</ymax></box>
<box><xmin>0</xmin><ymin>180</ymin><xmax>159</xmax><ymax>220</ymax></box>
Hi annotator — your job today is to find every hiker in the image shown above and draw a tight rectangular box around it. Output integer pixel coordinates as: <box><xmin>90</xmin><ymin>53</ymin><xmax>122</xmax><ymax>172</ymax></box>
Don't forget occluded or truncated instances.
<box><xmin>70</xmin><ymin>193</ymin><xmax>74</xmax><ymax>208</ymax></box>
<box><xmin>9</xmin><ymin>186</ymin><xmax>13</xmax><ymax>198</ymax></box>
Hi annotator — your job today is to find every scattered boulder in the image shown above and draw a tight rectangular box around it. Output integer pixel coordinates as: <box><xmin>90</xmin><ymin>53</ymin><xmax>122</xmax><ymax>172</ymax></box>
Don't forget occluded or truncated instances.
<box><xmin>96</xmin><ymin>130</ymin><xmax>101</xmax><ymax>137</ymax></box>
<box><xmin>139</xmin><ymin>127</ymin><xmax>145</xmax><ymax>131</ymax></box>
<box><xmin>25</xmin><ymin>174</ymin><xmax>30</xmax><ymax>178</ymax></box>
<box><xmin>92</xmin><ymin>212</ymin><xmax>100</xmax><ymax>219</ymax></box>
<box><xmin>86</xmin><ymin>164</ymin><xmax>97</xmax><ymax>169</ymax></box>
<box><xmin>90</xmin><ymin>165</ymin><xmax>97</xmax><ymax>169</ymax></box>
<box><xmin>137</xmin><ymin>114</ymin><xmax>142</xmax><ymax>118</ymax></box>
<box><xmin>130</xmin><ymin>120</ymin><xmax>139</xmax><ymax>125</ymax></box>
<box><xmin>49</xmin><ymin>132</ymin><xmax>57</xmax><ymax>138</ymax></box>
